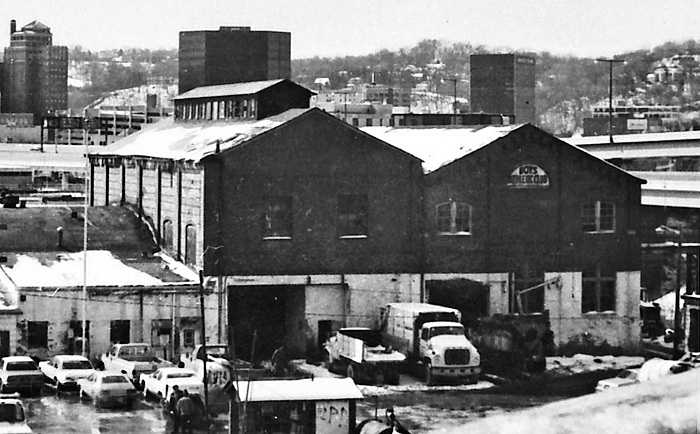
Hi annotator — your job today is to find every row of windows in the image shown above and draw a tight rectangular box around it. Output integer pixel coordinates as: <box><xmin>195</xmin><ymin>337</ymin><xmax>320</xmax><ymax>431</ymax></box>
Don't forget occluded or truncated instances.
<box><xmin>176</xmin><ymin>97</ymin><xmax>257</xmax><ymax>121</ymax></box>
<box><xmin>162</xmin><ymin>221</ymin><xmax>197</xmax><ymax>266</ymax></box>
<box><xmin>436</xmin><ymin>200</ymin><xmax>615</xmax><ymax>235</ymax></box>
<box><xmin>26</xmin><ymin>320</ymin><xmax>197</xmax><ymax>349</ymax></box>
<box><xmin>264</xmin><ymin>195</ymin><xmax>367</xmax><ymax>239</ymax></box>
<box><xmin>260</xmin><ymin>196</ymin><xmax>616</xmax><ymax>240</ymax></box>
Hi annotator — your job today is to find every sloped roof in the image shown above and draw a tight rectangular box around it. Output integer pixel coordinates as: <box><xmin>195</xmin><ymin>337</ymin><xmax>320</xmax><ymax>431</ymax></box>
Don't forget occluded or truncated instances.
<box><xmin>21</xmin><ymin>20</ymin><xmax>50</xmax><ymax>32</ymax></box>
<box><xmin>1</xmin><ymin>250</ymin><xmax>166</xmax><ymax>288</ymax></box>
<box><xmin>235</xmin><ymin>378</ymin><xmax>363</xmax><ymax>402</ymax></box>
<box><xmin>362</xmin><ymin>124</ymin><xmax>646</xmax><ymax>182</ymax></box>
<box><xmin>0</xmin><ymin>206</ymin><xmax>157</xmax><ymax>254</ymax></box>
<box><xmin>89</xmin><ymin>109</ymin><xmax>311</xmax><ymax>162</ymax></box>
<box><xmin>361</xmin><ymin>124</ymin><xmax>520</xmax><ymax>173</ymax></box>
<box><xmin>173</xmin><ymin>79</ymin><xmax>314</xmax><ymax>101</ymax></box>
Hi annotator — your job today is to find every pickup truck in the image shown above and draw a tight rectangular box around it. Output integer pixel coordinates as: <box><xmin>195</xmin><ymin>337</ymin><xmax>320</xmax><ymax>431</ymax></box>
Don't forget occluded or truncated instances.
<box><xmin>325</xmin><ymin>328</ymin><xmax>406</xmax><ymax>385</ymax></box>
<box><xmin>101</xmin><ymin>343</ymin><xmax>172</xmax><ymax>384</ymax></box>
<box><xmin>0</xmin><ymin>357</ymin><xmax>44</xmax><ymax>396</ymax></box>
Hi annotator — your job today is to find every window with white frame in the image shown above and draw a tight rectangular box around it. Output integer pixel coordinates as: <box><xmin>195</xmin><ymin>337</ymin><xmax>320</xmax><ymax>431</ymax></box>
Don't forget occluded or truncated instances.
<box><xmin>436</xmin><ymin>201</ymin><xmax>472</xmax><ymax>235</ymax></box>
<box><xmin>582</xmin><ymin>201</ymin><xmax>615</xmax><ymax>233</ymax></box>
<box><xmin>582</xmin><ymin>264</ymin><xmax>616</xmax><ymax>313</ymax></box>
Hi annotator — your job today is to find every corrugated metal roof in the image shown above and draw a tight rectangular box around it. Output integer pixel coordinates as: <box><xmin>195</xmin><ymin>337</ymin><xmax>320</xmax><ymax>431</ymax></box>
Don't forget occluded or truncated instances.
<box><xmin>172</xmin><ymin>79</ymin><xmax>288</xmax><ymax>100</ymax></box>
<box><xmin>89</xmin><ymin>109</ymin><xmax>311</xmax><ymax>162</ymax></box>
<box><xmin>361</xmin><ymin>125</ymin><xmax>519</xmax><ymax>173</ymax></box>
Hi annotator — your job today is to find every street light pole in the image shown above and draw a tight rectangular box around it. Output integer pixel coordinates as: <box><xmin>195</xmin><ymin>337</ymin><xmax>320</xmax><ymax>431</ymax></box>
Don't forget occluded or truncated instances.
<box><xmin>596</xmin><ymin>58</ymin><xmax>625</xmax><ymax>144</ymax></box>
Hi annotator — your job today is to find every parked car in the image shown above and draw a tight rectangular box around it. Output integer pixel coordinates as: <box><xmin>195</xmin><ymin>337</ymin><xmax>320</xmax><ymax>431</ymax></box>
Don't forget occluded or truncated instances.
<box><xmin>0</xmin><ymin>393</ymin><xmax>32</xmax><ymax>433</ymax></box>
<box><xmin>140</xmin><ymin>367</ymin><xmax>202</xmax><ymax>402</ymax></box>
<box><xmin>38</xmin><ymin>355</ymin><xmax>95</xmax><ymax>390</ymax></box>
<box><xmin>78</xmin><ymin>371</ymin><xmax>138</xmax><ymax>408</ymax></box>
<box><xmin>0</xmin><ymin>357</ymin><xmax>43</xmax><ymax>396</ymax></box>
<box><xmin>595</xmin><ymin>368</ymin><xmax>639</xmax><ymax>392</ymax></box>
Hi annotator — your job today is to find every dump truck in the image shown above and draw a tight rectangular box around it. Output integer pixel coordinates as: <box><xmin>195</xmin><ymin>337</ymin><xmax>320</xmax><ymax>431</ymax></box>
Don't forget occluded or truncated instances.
<box><xmin>380</xmin><ymin>303</ymin><xmax>480</xmax><ymax>385</ymax></box>
<box><xmin>325</xmin><ymin>327</ymin><xmax>406</xmax><ymax>385</ymax></box>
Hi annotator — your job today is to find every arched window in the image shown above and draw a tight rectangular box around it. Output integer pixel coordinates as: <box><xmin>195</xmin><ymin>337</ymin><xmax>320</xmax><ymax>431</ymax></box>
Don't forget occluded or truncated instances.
<box><xmin>436</xmin><ymin>201</ymin><xmax>472</xmax><ymax>235</ymax></box>
<box><xmin>185</xmin><ymin>224</ymin><xmax>197</xmax><ymax>266</ymax></box>
<box><xmin>162</xmin><ymin>220</ymin><xmax>173</xmax><ymax>251</ymax></box>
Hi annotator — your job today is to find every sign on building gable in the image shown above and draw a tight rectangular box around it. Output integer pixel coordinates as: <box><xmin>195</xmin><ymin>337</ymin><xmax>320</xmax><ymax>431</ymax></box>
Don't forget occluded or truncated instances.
<box><xmin>508</xmin><ymin>164</ymin><xmax>549</xmax><ymax>188</ymax></box>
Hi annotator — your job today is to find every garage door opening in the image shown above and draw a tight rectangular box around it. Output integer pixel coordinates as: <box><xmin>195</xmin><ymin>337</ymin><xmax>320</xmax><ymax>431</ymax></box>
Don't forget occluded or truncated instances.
<box><xmin>229</xmin><ymin>285</ymin><xmax>305</xmax><ymax>365</ymax></box>
<box><xmin>427</xmin><ymin>279</ymin><xmax>490</xmax><ymax>330</ymax></box>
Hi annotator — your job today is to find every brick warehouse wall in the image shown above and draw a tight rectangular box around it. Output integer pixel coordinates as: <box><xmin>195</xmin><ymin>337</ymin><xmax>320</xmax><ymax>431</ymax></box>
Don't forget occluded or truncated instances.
<box><xmin>201</xmin><ymin>109</ymin><xmax>424</xmax><ymax>276</ymax></box>
<box><xmin>423</xmin><ymin>125</ymin><xmax>642</xmax><ymax>275</ymax></box>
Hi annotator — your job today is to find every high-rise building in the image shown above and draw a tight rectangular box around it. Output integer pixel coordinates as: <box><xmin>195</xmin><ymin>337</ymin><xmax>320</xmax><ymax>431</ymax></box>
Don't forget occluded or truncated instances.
<box><xmin>1</xmin><ymin>20</ymin><xmax>68</xmax><ymax>121</ymax></box>
<box><xmin>470</xmin><ymin>53</ymin><xmax>536</xmax><ymax>125</ymax></box>
<box><xmin>178</xmin><ymin>26</ymin><xmax>291</xmax><ymax>94</ymax></box>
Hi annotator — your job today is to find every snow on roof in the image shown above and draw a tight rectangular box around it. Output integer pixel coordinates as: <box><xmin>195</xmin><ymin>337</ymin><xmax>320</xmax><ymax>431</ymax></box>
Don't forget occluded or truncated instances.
<box><xmin>234</xmin><ymin>377</ymin><xmax>363</xmax><ymax>402</ymax></box>
<box><xmin>386</xmin><ymin>302</ymin><xmax>459</xmax><ymax>314</ymax></box>
<box><xmin>172</xmin><ymin>79</ymin><xmax>289</xmax><ymax>100</ymax></box>
<box><xmin>89</xmin><ymin>110</ymin><xmax>310</xmax><ymax>162</ymax></box>
<box><xmin>2</xmin><ymin>250</ymin><xmax>169</xmax><ymax>289</ymax></box>
<box><xmin>360</xmin><ymin>125</ymin><xmax>521</xmax><ymax>173</ymax></box>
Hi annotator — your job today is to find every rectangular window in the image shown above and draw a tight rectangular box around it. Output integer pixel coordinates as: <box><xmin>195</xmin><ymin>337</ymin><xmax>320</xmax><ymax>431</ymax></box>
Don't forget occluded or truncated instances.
<box><xmin>27</xmin><ymin>321</ymin><xmax>48</xmax><ymax>349</ymax></box>
<box><xmin>263</xmin><ymin>196</ymin><xmax>293</xmax><ymax>239</ymax></box>
<box><xmin>183</xmin><ymin>329</ymin><xmax>195</xmax><ymax>348</ymax></box>
<box><xmin>110</xmin><ymin>320</ymin><xmax>130</xmax><ymax>344</ymax></box>
<box><xmin>338</xmin><ymin>194</ymin><xmax>368</xmax><ymax>238</ymax></box>
<box><xmin>582</xmin><ymin>201</ymin><xmax>615</xmax><ymax>233</ymax></box>
<box><xmin>582</xmin><ymin>265</ymin><xmax>616</xmax><ymax>313</ymax></box>
<box><xmin>185</xmin><ymin>225</ymin><xmax>197</xmax><ymax>266</ymax></box>
<box><xmin>366</xmin><ymin>118</ymin><xmax>373</xmax><ymax>127</ymax></box>
<box><xmin>436</xmin><ymin>201</ymin><xmax>472</xmax><ymax>235</ymax></box>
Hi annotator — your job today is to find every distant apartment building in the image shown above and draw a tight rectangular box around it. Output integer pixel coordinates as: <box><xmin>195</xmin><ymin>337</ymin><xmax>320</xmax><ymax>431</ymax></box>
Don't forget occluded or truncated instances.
<box><xmin>470</xmin><ymin>53</ymin><xmax>536</xmax><ymax>124</ymax></box>
<box><xmin>1</xmin><ymin>20</ymin><xmax>68</xmax><ymax>122</ymax></box>
<box><xmin>178</xmin><ymin>26</ymin><xmax>291</xmax><ymax>94</ymax></box>
<box><xmin>583</xmin><ymin>104</ymin><xmax>683</xmax><ymax>136</ymax></box>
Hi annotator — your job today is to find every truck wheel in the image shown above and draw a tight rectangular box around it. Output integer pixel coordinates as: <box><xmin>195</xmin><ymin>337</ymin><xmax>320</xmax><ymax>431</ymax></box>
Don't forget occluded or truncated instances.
<box><xmin>424</xmin><ymin>362</ymin><xmax>434</xmax><ymax>386</ymax></box>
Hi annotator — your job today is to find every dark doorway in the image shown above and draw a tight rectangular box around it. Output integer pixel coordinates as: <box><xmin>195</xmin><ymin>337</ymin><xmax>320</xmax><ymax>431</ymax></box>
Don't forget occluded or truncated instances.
<box><xmin>427</xmin><ymin>279</ymin><xmax>490</xmax><ymax>330</ymax></box>
<box><xmin>229</xmin><ymin>285</ymin><xmax>304</xmax><ymax>365</ymax></box>
<box><xmin>688</xmin><ymin>308</ymin><xmax>699</xmax><ymax>353</ymax></box>
<box><xmin>0</xmin><ymin>331</ymin><xmax>9</xmax><ymax>358</ymax></box>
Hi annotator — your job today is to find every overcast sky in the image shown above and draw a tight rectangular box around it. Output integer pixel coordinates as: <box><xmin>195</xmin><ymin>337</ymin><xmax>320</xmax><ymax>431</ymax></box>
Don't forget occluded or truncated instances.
<box><xmin>2</xmin><ymin>0</ymin><xmax>699</xmax><ymax>59</ymax></box>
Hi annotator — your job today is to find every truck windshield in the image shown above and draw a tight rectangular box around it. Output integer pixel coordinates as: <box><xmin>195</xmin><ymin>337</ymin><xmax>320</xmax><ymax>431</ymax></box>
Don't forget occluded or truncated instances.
<box><xmin>0</xmin><ymin>403</ymin><xmax>24</xmax><ymax>422</ymax></box>
<box><xmin>206</xmin><ymin>346</ymin><xmax>229</xmax><ymax>357</ymax></box>
<box><xmin>430</xmin><ymin>326</ymin><xmax>464</xmax><ymax>337</ymax></box>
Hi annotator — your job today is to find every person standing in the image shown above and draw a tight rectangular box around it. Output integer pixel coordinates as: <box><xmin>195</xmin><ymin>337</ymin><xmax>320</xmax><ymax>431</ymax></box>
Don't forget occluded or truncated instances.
<box><xmin>176</xmin><ymin>390</ymin><xmax>198</xmax><ymax>434</ymax></box>
<box><xmin>169</xmin><ymin>385</ymin><xmax>184</xmax><ymax>434</ymax></box>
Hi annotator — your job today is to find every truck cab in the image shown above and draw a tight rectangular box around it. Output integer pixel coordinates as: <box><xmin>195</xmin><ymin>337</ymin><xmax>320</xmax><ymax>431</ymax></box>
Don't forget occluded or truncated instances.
<box><xmin>419</xmin><ymin>321</ymin><xmax>480</xmax><ymax>385</ymax></box>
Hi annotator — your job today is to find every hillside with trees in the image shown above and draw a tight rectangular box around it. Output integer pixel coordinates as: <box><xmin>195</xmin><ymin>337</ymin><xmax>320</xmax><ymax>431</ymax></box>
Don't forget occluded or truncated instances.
<box><xmin>68</xmin><ymin>39</ymin><xmax>700</xmax><ymax>136</ymax></box>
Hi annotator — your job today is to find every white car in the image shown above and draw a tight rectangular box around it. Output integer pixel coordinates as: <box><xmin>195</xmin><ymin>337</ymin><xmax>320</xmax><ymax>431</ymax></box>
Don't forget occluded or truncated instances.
<box><xmin>140</xmin><ymin>367</ymin><xmax>202</xmax><ymax>401</ymax></box>
<box><xmin>595</xmin><ymin>368</ymin><xmax>639</xmax><ymax>392</ymax></box>
<box><xmin>0</xmin><ymin>393</ymin><xmax>32</xmax><ymax>433</ymax></box>
<box><xmin>38</xmin><ymin>355</ymin><xmax>95</xmax><ymax>390</ymax></box>
<box><xmin>78</xmin><ymin>371</ymin><xmax>137</xmax><ymax>408</ymax></box>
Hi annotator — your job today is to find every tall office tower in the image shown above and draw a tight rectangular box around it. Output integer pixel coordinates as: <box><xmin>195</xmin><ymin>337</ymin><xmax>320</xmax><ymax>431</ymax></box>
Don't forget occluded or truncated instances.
<box><xmin>178</xmin><ymin>26</ymin><xmax>291</xmax><ymax>94</ymax></box>
<box><xmin>470</xmin><ymin>53</ymin><xmax>536</xmax><ymax>125</ymax></box>
<box><xmin>1</xmin><ymin>20</ymin><xmax>68</xmax><ymax>121</ymax></box>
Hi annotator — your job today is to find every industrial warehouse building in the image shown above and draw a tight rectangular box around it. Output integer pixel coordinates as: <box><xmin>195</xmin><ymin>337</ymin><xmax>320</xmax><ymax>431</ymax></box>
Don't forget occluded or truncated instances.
<box><xmin>86</xmin><ymin>79</ymin><xmax>646</xmax><ymax>362</ymax></box>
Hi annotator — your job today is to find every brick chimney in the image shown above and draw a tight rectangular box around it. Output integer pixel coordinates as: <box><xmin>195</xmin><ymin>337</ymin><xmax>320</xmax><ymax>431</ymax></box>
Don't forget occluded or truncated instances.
<box><xmin>10</xmin><ymin>20</ymin><xmax>16</xmax><ymax>34</ymax></box>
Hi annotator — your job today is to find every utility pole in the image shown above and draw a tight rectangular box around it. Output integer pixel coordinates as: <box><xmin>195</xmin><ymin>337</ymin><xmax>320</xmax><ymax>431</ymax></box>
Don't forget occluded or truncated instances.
<box><xmin>596</xmin><ymin>58</ymin><xmax>625</xmax><ymax>144</ymax></box>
